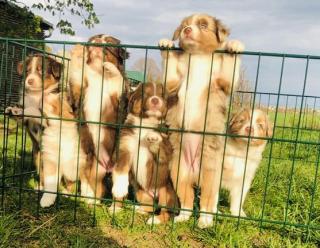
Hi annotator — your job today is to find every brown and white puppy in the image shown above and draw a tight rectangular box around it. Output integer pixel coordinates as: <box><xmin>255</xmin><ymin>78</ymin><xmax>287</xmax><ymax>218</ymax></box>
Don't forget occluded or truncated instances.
<box><xmin>24</xmin><ymin>93</ymin><xmax>99</xmax><ymax>207</ymax></box>
<box><xmin>5</xmin><ymin>54</ymin><xmax>62</xmax><ymax>189</ymax></box>
<box><xmin>158</xmin><ymin>13</ymin><xmax>244</xmax><ymax>228</ymax></box>
<box><xmin>68</xmin><ymin>34</ymin><xmax>129</xmax><ymax>200</ymax></box>
<box><xmin>111</xmin><ymin>83</ymin><xmax>177</xmax><ymax>224</ymax></box>
<box><xmin>222</xmin><ymin>109</ymin><xmax>272</xmax><ymax>217</ymax></box>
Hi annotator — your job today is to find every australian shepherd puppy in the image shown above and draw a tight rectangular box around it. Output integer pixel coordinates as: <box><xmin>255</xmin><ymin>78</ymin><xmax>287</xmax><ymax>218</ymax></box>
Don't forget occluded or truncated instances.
<box><xmin>5</xmin><ymin>54</ymin><xmax>62</xmax><ymax>189</ymax></box>
<box><xmin>159</xmin><ymin>13</ymin><xmax>244</xmax><ymax>228</ymax></box>
<box><xmin>111</xmin><ymin>83</ymin><xmax>177</xmax><ymax>224</ymax></box>
<box><xmin>25</xmin><ymin>93</ymin><xmax>101</xmax><ymax>207</ymax></box>
<box><xmin>68</xmin><ymin>34</ymin><xmax>129</xmax><ymax>200</ymax></box>
<box><xmin>222</xmin><ymin>108</ymin><xmax>272</xmax><ymax>217</ymax></box>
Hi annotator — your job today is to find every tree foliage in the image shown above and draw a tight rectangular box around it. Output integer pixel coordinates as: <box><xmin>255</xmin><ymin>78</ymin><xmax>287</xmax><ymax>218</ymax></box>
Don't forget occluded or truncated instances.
<box><xmin>8</xmin><ymin>0</ymin><xmax>99</xmax><ymax>35</ymax></box>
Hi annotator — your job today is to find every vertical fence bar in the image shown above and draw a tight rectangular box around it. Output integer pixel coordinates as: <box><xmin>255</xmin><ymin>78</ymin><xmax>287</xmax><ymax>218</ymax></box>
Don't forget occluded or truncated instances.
<box><xmin>283</xmin><ymin>57</ymin><xmax>309</xmax><ymax>228</ymax></box>
<box><xmin>130</xmin><ymin>48</ymin><xmax>149</xmax><ymax>227</ymax></box>
<box><xmin>260</xmin><ymin>55</ymin><xmax>285</xmax><ymax>229</ymax></box>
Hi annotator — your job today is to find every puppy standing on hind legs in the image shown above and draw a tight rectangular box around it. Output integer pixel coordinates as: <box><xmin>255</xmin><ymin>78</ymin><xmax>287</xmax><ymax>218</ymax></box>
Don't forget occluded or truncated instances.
<box><xmin>159</xmin><ymin>13</ymin><xmax>244</xmax><ymax>228</ymax></box>
<box><xmin>68</xmin><ymin>34</ymin><xmax>129</xmax><ymax>202</ymax></box>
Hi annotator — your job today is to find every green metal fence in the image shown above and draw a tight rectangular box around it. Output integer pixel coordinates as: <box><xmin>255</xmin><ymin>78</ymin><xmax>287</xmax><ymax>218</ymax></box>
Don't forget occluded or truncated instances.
<box><xmin>0</xmin><ymin>37</ymin><xmax>319</xmax><ymax>239</ymax></box>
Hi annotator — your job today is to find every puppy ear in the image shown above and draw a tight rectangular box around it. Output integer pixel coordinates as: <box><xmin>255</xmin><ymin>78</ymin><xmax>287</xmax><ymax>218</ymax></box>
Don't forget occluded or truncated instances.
<box><xmin>17</xmin><ymin>61</ymin><xmax>24</xmax><ymax>75</ymax></box>
<box><xmin>119</xmin><ymin>48</ymin><xmax>129</xmax><ymax>60</ymax></box>
<box><xmin>51</xmin><ymin>60</ymin><xmax>62</xmax><ymax>79</ymax></box>
<box><xmin>228</xmin><ymin>110</ymin><xmax>240</xmax><ymax>127</ymax></box>
<box><xmin>215</xmin><ymin>19</ymin><xmax>230</xmax><ymax>43</ymax></box>
<box><xmin>172</xmin><ymin>24</ymin><xmax>183</xmax><ymax>41</ymax></box>
<box><xmin>128</xmin><ymin>83</ymin><xmax>143</xmax><ymax>115</ymax></box>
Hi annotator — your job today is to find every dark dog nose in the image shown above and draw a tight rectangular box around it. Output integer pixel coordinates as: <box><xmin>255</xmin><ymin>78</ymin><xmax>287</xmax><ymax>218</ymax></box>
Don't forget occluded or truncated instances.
<box><xmin>151</xmin><ymin>97</ymin><xmax>159</xmax><ymax>105</ymax></box>
<box><xmin>184</xmin><ymin>27</ymin><xmax>192</xmax><ymax>35</ymax></box>
<box><xmin>245</xmin><ymin>126</ymin><xmax>254</xmax><ymax>135</ymax></box>
<box><xmin>27</xmin><ymin>79</ymin><xmax>35</xmax><ymax>86</ymax></box>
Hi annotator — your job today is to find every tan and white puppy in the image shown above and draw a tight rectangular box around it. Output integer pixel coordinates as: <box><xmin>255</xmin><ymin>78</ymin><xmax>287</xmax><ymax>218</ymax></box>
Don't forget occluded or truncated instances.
<box><xmin>24</xmin><ymin>93</ymin><xmax>100</xmax><ymax>207</ymax></box>
<box><xmin>68</xmin><ymin>34</ymin><xmax>129</xmax><ymax>199</ymax></box>
<box><xmin>222</xmin><ymin>109</ymin><xmax>272</xmax><ymax>217</ymax></box>
<box><xmin>5</xmin><ymin>54</ymin><xmax>62</xmax><ymax>189</ymax></box>
<box><xmin>111</xmin><ymin>83</ymin><xmax>177</xmax><ymax>224</ymax></box>
<box><xmin>159</xmin><ymin>13</ymin><xmax>244</xmax><ymax>228</ymax></box>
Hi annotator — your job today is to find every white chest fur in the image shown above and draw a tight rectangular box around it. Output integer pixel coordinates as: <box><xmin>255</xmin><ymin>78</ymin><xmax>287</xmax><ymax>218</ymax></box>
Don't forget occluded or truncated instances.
<box><xmin>177</xmin><ymin>54</ymin><xmax>220</xmax><ymax>129</ymax></box>
<box><xmin>222</xmin><ymin>141</ymin><xmax>265</xmax><ymax>186</ymax></box>
<box><xmin>125</xmin><ymin>116</ymin><xmax>159</xmax><ymax>189</ymax></box>
<box><xmin>83</xmin><ymin>66</ymin><xmax>122</xmax><ymax>148</ymax></box>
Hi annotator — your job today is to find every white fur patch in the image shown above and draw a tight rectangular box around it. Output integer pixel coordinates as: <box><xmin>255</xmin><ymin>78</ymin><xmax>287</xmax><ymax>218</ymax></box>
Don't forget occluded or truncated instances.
<box><xmin>174</xmin><ymin>209</ymin><xmax>192</xmax><ymax>223</ymax></box>
<box><xmin>112</xmin><ymin>173</ymin><xmax>129</xmax><ymax>198</ymax></box>
<box><xmin>178</xmin><ymin>54</ymin><xmax>216</xmax><ymax>129</ymax></box>
<box><xmin>132</xmin><ymin>146</ymin><xmax>151</xmax><ymax>189</ymax></box>
<box><xmin>147</xmin><ymin>216</ymin><xmax>162</xmax><ymax>225</ymax></box>
<box><xmin>40</xmin><ymin>193</ymin><xmax>57</xmax><ymax>208</ymax></box>
<box><xmin>198</xmin><ymin>213</ymin><xmax>213</xmax><ymax>229</ymax></box>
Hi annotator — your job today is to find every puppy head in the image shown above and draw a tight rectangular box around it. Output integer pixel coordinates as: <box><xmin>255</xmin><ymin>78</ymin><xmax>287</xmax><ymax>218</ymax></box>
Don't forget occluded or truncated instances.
<box><xmin>86</xmin><ymin>34</ymin><xmax>129</xmax><ymax>72</ymax></box>
<box><xmin>128</xmin><ymin>82</ymin><xmax>167</xmax><ymax>119</ymax></box>
<box><xmin>17</xmin><ymin>54</ymin><xmax>62</xmax><ymax>92</ymax></box>
<box><xmin>172</xmin><ymin>13</ymin><xmax>229</xmax><ymax>53</ymax></box>
<box><xmin>228</xmin><ymin>108</ymin><xmax>273</xmax><ymax>146</ymax></box>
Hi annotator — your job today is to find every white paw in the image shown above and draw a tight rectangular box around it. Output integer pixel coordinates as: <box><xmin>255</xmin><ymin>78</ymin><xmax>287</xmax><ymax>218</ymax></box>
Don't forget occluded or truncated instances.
<box><xmin>146</xmin><ymin>132</ymin><xmax>162</xmax><ymax>144</ymax></box>
<box><xmin>103</xmin><ymin>61</ymin><xmax>121</xmax><ymax>77</ymax></box>
<box><xmin>174</xmin><ymin>213</ymin><xmax>191</xmax><ymax>223</ymax></box>
<box><xmin>147</xmin><ymin>216</ymin><xmax>162</xmax><ymax>225</ymax></box>
<box><xmin>112</xmin><ymin>174</ymin><xmax>129</xmax><ymax>198</ymax></box>
<box><xmin>5</xmin><ymin>106</ymin><xmax>23</xmax><ymax>116</ymax></box>
<box><xmin>83</xmin><ymin>198</ymin><xmax>101</xmax><ymax>205</ymax></box>
<box><xmin>231</xmin><ymin>209</ymin><xmax>247</xmax><ymax>217</ymax></box>
<box><xmin>108</xmin><ymin>204</ymin><xmax>123</xmax><ymax>214</ymax></box>
<box><xmin>197</xmin><ymin>214</ymin><xmax>213</xmax><ymax>229</ymax></box>
<box><xmin>40</xmin><ymin>193</ymin><xmax>56</xmax><ymax>208</ymax></box>
<box><xmin>159</xmin><ymin>38</ymin><xmax>175</xmax><ymax>48</ymax></box>
<box><xmin>103</xmin><ymin>61</ymin><xmax>117</xmax><ymax>71</ymax></box>
<box><xmin>134</xmin><ymin>205</ymin><xmax>148</xmax><ymax>215</ymax></box>
<box><xmin>226</xmin><ymin>40</ymin><xmax>244</xmax><ymax>53</ymax></box>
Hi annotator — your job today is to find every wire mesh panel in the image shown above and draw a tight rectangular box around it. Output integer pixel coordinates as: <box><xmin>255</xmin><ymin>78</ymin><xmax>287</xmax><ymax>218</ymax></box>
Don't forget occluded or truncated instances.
<box><xmin>0</xmin><ymin>37</ymin><xmax>319</xmax><ymax>241</ymax></box>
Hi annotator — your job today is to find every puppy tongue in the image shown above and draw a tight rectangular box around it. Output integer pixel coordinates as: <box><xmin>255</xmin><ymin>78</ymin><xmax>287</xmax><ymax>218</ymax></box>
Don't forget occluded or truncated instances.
<box><xmin>183</xmin><ymin>133</ymin><xmax>201</xmax><ymax>170</ymax></box>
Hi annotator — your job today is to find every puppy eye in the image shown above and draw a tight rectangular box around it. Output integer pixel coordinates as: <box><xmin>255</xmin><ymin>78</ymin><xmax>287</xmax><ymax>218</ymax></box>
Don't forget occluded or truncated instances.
<box><xmin>199</xmin><ymin>23</ymin><xmax>208</xmax><ymax>29</ymax></box>
<box><xmin>258</xmin><ymin>123</ymin><xmax>264</xmax><ymax>129</ymax></box>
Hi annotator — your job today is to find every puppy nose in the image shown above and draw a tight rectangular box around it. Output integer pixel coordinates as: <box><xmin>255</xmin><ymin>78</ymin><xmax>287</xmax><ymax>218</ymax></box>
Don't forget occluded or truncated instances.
<box><xmin>27</xmin><ymin>79</ymin><xmax>34</xmax><ymax>86</ymax></box>
<box><xmin>245</xmin><ymin>126</ymin><xmax>254</xmax><ymax>135</ymax></box>
<box><xmin>151</xmin><ymin>97</ymin><xmax>159</xmax><ymax>105</ymax></box>
<box><xmin>184</xmin><ymin>27</ymin><xmax>192</xmax><ymax>35</ymax></box>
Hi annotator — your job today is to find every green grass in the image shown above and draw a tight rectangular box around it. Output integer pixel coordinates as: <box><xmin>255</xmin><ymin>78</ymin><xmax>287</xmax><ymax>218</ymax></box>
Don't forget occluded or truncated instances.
<box><xmin>1</xmin><ymin>112</ymin><xmax>320</xmax><ymax>247</ymax></box>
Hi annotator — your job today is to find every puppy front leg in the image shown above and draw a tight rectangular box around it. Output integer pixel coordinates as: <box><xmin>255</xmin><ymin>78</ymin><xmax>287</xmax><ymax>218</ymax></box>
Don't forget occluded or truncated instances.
<box><xmin>40</xmin><ymin>160</ymin><xmax>61</xmax><ymax>208</ymax></box>
<box><xmin>170</xmin><ymin>152</ymin><xmax>194</xmax><ymax>223</ymax></box>
<box><xmin>110</xmin><ymin>147</ymin><xmax>132</xmax><ymax>212</ymax></box>
<box><xmin>158</xmin><ymin>39</ymin><xmax>181</xmax><ymax>95</ymax></box>
<box><xmin>198</xmin><ymin>150</ymin><xmax>223</xmax><ymax>229</ymax></box>
<box><xmin>218</xmin><ymin>40</ymin><xmax>244</xmax><ymax>92</ymax></box>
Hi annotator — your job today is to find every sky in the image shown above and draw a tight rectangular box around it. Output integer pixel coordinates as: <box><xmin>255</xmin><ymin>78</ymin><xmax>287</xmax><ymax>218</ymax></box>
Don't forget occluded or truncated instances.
<box><xmin>18</xmin><ymin>0</ymin><xmax>320</xmax><ymax>106</ymax></box>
